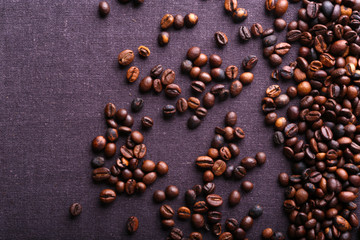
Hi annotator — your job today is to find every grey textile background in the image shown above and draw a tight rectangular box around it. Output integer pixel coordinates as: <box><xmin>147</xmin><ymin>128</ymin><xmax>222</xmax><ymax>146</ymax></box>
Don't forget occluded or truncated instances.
<box><xmin>1</xmin><ymin>0</ymin><xmax>355</xmax><ymax>239</ymax></box>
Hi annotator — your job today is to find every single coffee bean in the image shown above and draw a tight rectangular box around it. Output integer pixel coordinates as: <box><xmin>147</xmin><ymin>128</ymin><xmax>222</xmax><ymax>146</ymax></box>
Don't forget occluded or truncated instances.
<box><xmin>106</xmin><ymin>119</ymin><xmax>118</xmax><ymax>129</ymax></box>
<box><xmin>153</xmin><ymin>190</ymin><xmax>166</xmax><ymax>203</ymax></box>
<box><xmin>190</xmin><ymin>67</ymin><xmax>201</xmax><ymax>79</ymax></box>
<box><xmin>234</xmin><ymin>127</ymin><xmax>245</xmax><ymax>139</ymax></box>
<box><xmin>239</xmin><ymin>72</ymin><xmax>254</xmax><ymax>85</ymax></box>
<box><xmin>91</xmin><ymin>156</ymin><xmax>105</xmax><ymax>168</ymax></box>
<box><xmin>127</xmin><ymin>66</ymin><xmax>140</xmax><ymax>83</ymax></box>
<box><xmin>233</xmin><ymin>166</ymin><xmax>247</xmax><ymax>179</ymax></box>
<box><xmin>158</xmin><ymin>32</ymin><xmax>170</xmax><ymax>46</ymax></box>
<box><xmin>215</xmin><ymin>31</ymin><xmax>228</xmax><ymax>47</ymax></box>
<box><xmin>212</xmin><ymin>160</ymin><xmax>227</xmax><ymax>176</ymax></box>
<box><xmin>150</xmin><ymin>64</ymin><xmax>163</xmax><ymax>78</ymax></box>
<box><xmin>274</xmin><ymin>18</ymin><xmax>287</xmax><ymax>31</ymax></box>
<box><xmin>265</xmin><ymin>0</ymin><xmax>275</xmax><ymax>11</ymax></box>
<box><xmin>184</xmin><ymin>13</ymin><xmax>198</xmax><ymax>28</ymax></box>
<box><xmin>141</xmin><ymin>116</ymin><xmax>153</xmax><ymax>129</ymax></box>
<box><xmin>263</xmin><ymin>35</ymin><xmax>277</xmax><ymax>47</ymax></box>
<box><xmin>131</xmin><ymin>98</ymin><xmax>144</xmax><ymax>112</ymax></box>
<box><xmin>230</xmin><ymin>80</ymin><xmax>243</xmax><ymax>97</ymax></box>
<box><xmin>195</xmin><ymin>107</ymin><xmax>207</xmax><ymax>119</ymax></box>
<box><xmin>193</xmin><ymin>201</ymin><xmax>208</xmax><ymax>213</ymax></box>
<box><xmin>242</xmin><ymin>55</ymin><xmax>258</xmax><ymax>71</ymax></box>
<box><xmin>115</xmin><ymin>181</ymin><xmax>125</xmax><ymax>193</ymax></box>
<box><xmin>160</xmin><ymin>14</ymin><xmax>174</xmax><ymax>30</ymax></box>
<box><xmin>273</xmin><ymin>131</ymin><xmax>284</xmax><ymax>145</ymax></box>
<box><xmin>196</xmin><ymin>156</ymin><xmax>214</xmax><ymax>169</ymax></box>
<box><xmin>228</xmin><ymin>143</ymin><xmax>240</xmax><ymax>158</ymax></box>
<box><xmin>161</xmin><ymin>219</ymin><xmax>175</xmax><ymax>229</ymax></box>
<box><xmin>115</xmin><ymin>108</ymin><xmax>128</xmax><ymax>122</ymax></box>
<box><xmin>160</xmin><ymin>204</ymin><xmax>174</xmax><ymax>219</ymax></box>
<box><xmin>185</xmin><ymin>189</ymin><xmax>197</xmax><ymax>205</ymax></box>
<box><xmin>122</xmin><ymin>114</ymin><xmax>134</xmax><ymax>128</ymax></box>
<box><xmin>142</xmin><ymin>172</ymin><xmax>157</xmax><ymax>185</ymax></box>
<box><xmin>240</xmin><ymin>216</ymin><xmax>253</xmax><ymax>231</ymax></box>
<box><xmin>194</xmin><ymin>53</ymin><xmax>208</xmax><ymax>67</ymax></box>
<box><xmin>225</xmin><ymin>218</ymin><xmax>239</xmax><ymax>232</ymax></box>
<box><xmin>248</xmin><ymin>204</ymin><xmax>263</xmax><ymax>219</ymax></box>
<box><xmin>133</xmin><ymin>144</ymin><xmax>146</xmax><ymax>159</ymax></box>
<box><xmin>126</xmin><ymin>216</ymin><xmax>139</xmax><ymax>234</ymax></box>
<box><xmin>163</xmin><ymin>105</ymin><xmax>176</xmax><ymax>118</ymax></box>
<box><xmin>211</xmin><ymin>134</ymin><xmax>225</xmax><ymax>149</ymax></box>
<box><xmin>208</xmin><ymin>211</ymin><xmax>222</xmax><ymax>224</ymax></box>
<box><xmin>209</xmin><ymin>54</ymin><xmax>222</xmax><ymax>68</ymax></box>
<box><xmin>255</xmin><ymin>152</ymin><xmax>266</xmax><ymax>165</ymax></box>
<box><xmin>225</xmin><ymin>112</ymin><xmax>237</xmax><ymax>126</ymax></box>
<box><xmin>229</xmin><ymin>190</ymin><xmax>241</xmax><ymax>206</ymax></box>
<box><xmin>241</xmin><ymin>157</ymin><xmax>257</xmax><ymax>170</ymax></box>
<box><xmin>275</xmin><ymin>0</ymin><xmax>288</xmax><ymax>17</ymax></box>
<box><xmin>138</xmin><ymin>45</ymin><xmax>150</xmax><ymax>58</ymax></box>
<box><xmin>191</xmin><ymin>81</ymin><xmax>206</xmax><ymax>93</ymax></box>
<box><xmin>106</xmin><ymin>128</ymin><xmax>118</xmax><ymax>142</ymax></box>
<box><xmin>225</xmin><ymin>65</ymin><xmax>238</xmax><ymax>80</ymax></box>
<box><xmin>203</xmin><ymin>182</ymin><xmax>216</xmax><ymax>195</ymax></box>
<box><xmin>206</xmin><ymin>194</ymin><xmax>223</xmax><ymax>207</ymax></box>
<box><xmin>69</xmin><ymin>203</ymin><xmax>82</xmax><ymax>217</ymax></box>
<box><xmin>161</xmin><ymin>69</ymin><xmax>175</xmax><ymax>85</ymax></box>
<box><xmin>239</xmin><ymin>26</ymin><xmax>251</xmax><ymax>41</ymax></box>
<box><xmin>104</xmin><ymin>103</ymin><xmax>116</xmax><ymax>118</ymax></box>
<box><xmin>176</xmin><ymin>98</ymin><xmax>188</xmax><ymax>113</ymax></box>
<box><xmin>251</xmin><ymin>23</ymin><xmax>263</xmax><ymax>37</ymax></box>
<box><xmin>232</xmin><ymin>8</ymin><xmax>248</xmax><ymax>22</ymax></box>
<box><xmin>211</xmin><ymin>68</ymin><xmax>225</xmax><ymax>82</ymax></box>
<box><xmin>118</xmin><ymin>49</ymin><xmax>134</xmax><ymax>66</ymax></box>
<box><xmin>212</xmin><ymin>222</ymin><xmax>222</xmax><ymax>236</ymax></box>
<box><xmin>219</xmin><ymin>232</ymin><xmax>233</xmax><ymax>240</ymax></box>
<box><xmin>99</xmin><ymin>1</ymin><xmax>110</xmax><ymax>16</ymax></box>
<box><xmin>92</xmin><ymin>136</ymin><xmax>106</xmax><ymax>152</ymax></box>
<box><xmin>286</xmin><ymin>30</ymin><xmax>301</xmax><ymax>42</ymax></box>
<box><xmin>262</xmin><ymin>28</ymin><xmax>274</xmax><ymax>38</ymax></box>
<box><xmin>224</xmin><ymin>0</ymin><xmax>238</xmax><ymax>13</ymax></box>
<box><xmin>187</xmin><ymin>47</ymin><xmax>201</xmax><ymax>61</ymax></box>
<box><xmin>192</xmin><ymin>214</ymin><xmax>205</xmax><ymax>229</ymax></box>
<box><xmin>181</xmin><ymin>59</ymin><xmax>193</xmax><ymax>73</ymax></box>
<box><xmin>169</xmin><ymin>227</ymin><xmax>183</xmax><ymax>240</ymax></box>
<box><xmin>269</xmin><ymin>54</ymin><xmax>282</xmax><ymax>67</ymax></box>
<box><xmin>142</xmin><ymin>160</ymin><xmax>156</xmax><ymax>173</ymax></box>
<box><xmin>177</xmin><ymin>206</ymin><xmax>191</xmax><ymax>220</ymax></box>
<box><xmin>139</xmin><ymin>76</ymin><xmax>153</xmax><ymax>93</ymax></box>
<box><xmin>203</xmin><ymin>92</ymin><xmax>215</xmax><ymax>109</ymax></box>
<box><xmin>165</xmin><ymin>83</ymin><xmax>182</xmax><ymax>98</ymax></box>
<box><xmin>125</xmin><ymin>179</ymin><xmax>136</xmax><ymax>195</ymax></box>
<box><xmin>188</xmin><ymin>97</ymin><xmax>200</xmax><ymax>109</ymax></box>
<box><xmin>165</xmin><ymin>185</ymin><xmax>179</xmax><ymax>199</ymax></box>
<box><xmin>155</xmin><ymin>161</ymin><xmax>168</xmax><ymax>175</ymax></box>
<box><xmin>198</xmin><ymin>72</ymin><xmax>212</xmax><ymax>84</ymax></box>
<box><xmin>262</xmin><ymin>228</ymin><xmax>274</xmax><ymax>239</ymax></box>
<box><xmin>241</xmin><ymin>181</ymin><xmax>254</xmax><ymax>192</ymax></box>
<box><xmin>173</xmin><ymin>14</ymin><xmax>184</xmax><ymax>29</ymax></box>
<box><xmin>92</xmin><ymin>167</ymin><xmax>111</xmax><ymax>182</ymax></box>
<box><xmin>99</xmin><ymin>189</ymin><xmax>116</xmax><ymax>203</ymax></box>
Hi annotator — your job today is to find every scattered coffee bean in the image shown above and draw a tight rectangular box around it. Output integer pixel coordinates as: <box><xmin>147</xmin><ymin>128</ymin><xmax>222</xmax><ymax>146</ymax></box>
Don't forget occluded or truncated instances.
<box><xmin>214</xmin><ymin>31</ymin><xmax>228</xmax><ymax>47</ymax></box>
<box><xmin>99</xmin><ymin>189</ymin><xmax>116</xmax><ymax>203</ymax></box>
<box><xmin>241</xmin><ymin>181</ymin><xmax>254</xmax><ymax>192</ymax></box>
<box><xmin>69</xmin><ymin>203</ymin><xmax>82</xmax><ymax>217</ymax></box>
<box><xmin>118</xmin><ymin>49</ymin><xmax>134</xmax><ymax>66</ymax></box>
<box><xmin>158</xmin><ymin>32</ymin><xmax>170</xmax><ymax>46</ymax></box>
<box><xmin>184</xmin><ymin>13</ymin><xmax>198</xmax><ymax>28</ymax></box>
<box><xmin>126</xmin><ymin>216</ymin><xmax>139</xmax><ymax>234</ymax></box>
<box><xmin>138</xmin><ymin>45</ymin><xmax>150</xmax><ymax>58</ymax></box>
<box><xmin>99</xmin><ymin>1</ymin><xmax>110</xmax><ymax>16</ymax></box>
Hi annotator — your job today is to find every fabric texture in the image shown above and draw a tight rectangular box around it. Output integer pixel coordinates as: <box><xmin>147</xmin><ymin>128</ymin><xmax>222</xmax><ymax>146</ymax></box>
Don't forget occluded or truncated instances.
<box><xmin>0</xmin><ymin>0</ymin><xmax>339</xmax><ymax>239</ymax></box>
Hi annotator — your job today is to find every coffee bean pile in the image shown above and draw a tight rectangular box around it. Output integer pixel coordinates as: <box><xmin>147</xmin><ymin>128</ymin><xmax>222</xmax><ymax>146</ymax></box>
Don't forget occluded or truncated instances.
<box><xmin>91</xmin><ymin>103</ymin><xmax>168</xmax><ymax>203</ymax></box>
<box><xmin>158</xmin><ymin>13</ymin><xmax>199</xmax><ymax>47</ymax></box>
<box><xmin>261</xmin><ymin>0</ymin><xmax>360</xmax><ymax>239</ymax></box>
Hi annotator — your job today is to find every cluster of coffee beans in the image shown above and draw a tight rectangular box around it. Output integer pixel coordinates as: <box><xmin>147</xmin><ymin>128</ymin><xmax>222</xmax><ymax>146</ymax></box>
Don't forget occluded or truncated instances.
<box><xmin>265</xmin><ymin>0</ymin><xmax>288</xmax><ymax>18</ymax></box>
<box><xmin>261</xmin><ymin>228</ymin><xmax>285</xmax><ymax>240</ymax></box>
<box><xmin>155</xmin><ymin>181</ymin><xmax>263</xmax><ymax>239</ymax></box>
<box><xmin>91</xmin><ymin>103</ymin><xmax>168</xmax><ymax>203</ymax></box>
<box><xmin>224</xmin><ymin>0</ymin><xmax>248</xmax><ymax>23</ymax></box>
<box><xmin>262</xmin><ymin>0</ymin><xmax>360</xmax><ymax>238</ymax></box>
<box><xmin>158</xmin><ymin>13</ymin><xmax>199</xmax><ymax>46</ymax></box>
<box><xmin>263</xmin><ymin>30</ymin><xmax>292</xmax><ymax>67</ymax></box>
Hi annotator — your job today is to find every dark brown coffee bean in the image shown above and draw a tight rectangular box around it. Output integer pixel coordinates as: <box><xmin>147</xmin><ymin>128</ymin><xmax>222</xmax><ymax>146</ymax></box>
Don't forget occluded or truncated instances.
<box><xmin>165</xmin><ymin>83</ymin><xmax>182</xmax><ymax>98</ymax></box>
<box><xmin>99</xmin><ymin>189</ymin><xmax>116</xmax><ymax>203</ymax></box>
<box><xmin>215</xmin><ymin>31</ymin><xmax>228</xmax><ymax>47</ymax></box>
<box><xmin>265</xmin><ymin>0</ymin><xmax>275</xmax><ymax>11</ymax></box>
<box><xmin>92</xmin><ymin>167</ymin><xmax>110</xmax><ymax>182</ymax></box>
<box><xmin>139</xmin><ymin>76</ymin><xmax>153</xmax><ymax>93</ymax></box>
<box><xmin>150</xmin><ymin>64</ymin><xmax>163</xmax><ymax>78</ymax></box>
<box><xmin>125</xmin><ymin>179</ymin><xmax>136</xmax><ymax>195</ymax></box>
<box><xmin>160</xmin><ymin>14</ymin><xmax>174</xmax><ymax>30</ymax></box>
<box><xmin>127</xmin><ymin>66</ymin><xmax>140</xmax><ymax>83</ymax></box>
<box><xmin>251</xmin><ymin>23</ymin><xmax>263</xmax><ymax>37</ymax></box>
<box><xmin>230</xmin><ymin>80</ymin><xmax>243</xmax><ymax>97</ymax></box>
<box><xmin>206</xmin><ymin>194</ymin><xmax>223</xmax><ymax>207</ymax></box>
<box><xmin>99</xmin><ymin>1</ymin><xmax>110</xmax><ymax>16</ymax></box>
<box><xmin>229</xmin><ymin>190</ymin><xmax>241</xmax><ymax>206</ymax></box>
<box><xmin>118</xmin><ymin>50</ymin><xmax>134</xmax><ymax>66</ymax></box>
<box><xmin>287</xmin><ymin>30</ymin><xmax>301</xmax><ymax>42</ymax></box>
<box><xmin>234</xmin><ymin>127</ymin><xmax>245</xmax><ymax>139</ymax></box>
<box><xmin>165</xmin><ymin>185</ymin><xmax>179</xmax><ymax>199</ymax></box>
<box><xmin>191</xmin><ymin>213</ymin><xmax>205</xmax><ymax>229</ymax></box>
<box><xmin>161</xmin><ymin>219</ymin><xmax>175</xmax><ymax>229</ymax></box>
<box><xmin>138</xmin><ymin>45</ymin><xmax>150</xmax><ymax>58</ymax></box>
<box><xmin>169</xmin><ymin>227</ymin><xmax>183</xmax><ymax>240</ymax></box>
<box><xmin>239</xmin><ymin>72</ymin><xmax>254</xmax><ymax>85</ymax></box>
<box><xmin>142</xmin><ymin>172</ymin><xmax>157</xmax><ymax>185</ymax></box>
<box><xmin>153</xmin><ymin>190</ymin><xmax>166</xmax><ymax>203</ymax></box>
<box><xmin>198</xmin><ymin>72</ymin><xmax>212</xmax><ymax>84</ymax></box>
<box><xmin>203</xmin><ymin>92</ymin><xmax>215</xmax><ymax>109</ymax></box>
<box><xmin>225</xmin><ymin>65</ymin><xmax>238</xmax><ymax>80</ymax></box>
<box><xmin>69</xmin><ymin>203</ymin><xmax>82</xmax><ymax>217</ymax></box>
<box><xmin>219</xmin><ymin>232</ymin><xmax>233</xmax><ymax>240</ymax></box>
<box><xmin>209</xmin><ymin>54</ymin><xmax>222</xmax><ymax>68</ymax></box>
<box><xmin>176</xmin><ymin>98</ymin><xmax>188</xmax><ymax>113</ymax></box>
<box><xmin>274</xmin><ymin>42</ymin><xmax>291</xmax><ymax>55</ymax></box>
<box><xmin>126</xmin><ymin>216</ymin><xmax>139</xmax><ymax>234</ymax></box>
<box><xmin>161</xmin><ymin>69</ymin><xmax>175</xmax><ymax>85</ymax></box>
<box><xmin>203</xmin><ymin>182</ymin><xmax>216</xmax><ymax>195</ymax></box>
<box><xmin>177</xmin><ymin>206</ymin><xmax>191</xmax><ymax>220</ymax></box>
<box><xmin>195</xmin><ymin>107</ymin><xmax>207</xmax><ymax>119</ymax></box>
<box><xmin>188</xmin><ymin>97</ymin><xmax>200</xmax><ymax>109</ymax></box>
<box><xmin>275</xmin><ymin>0</ymin><xmax>288</xmax><ymax>17</ymax></box>
<box><xmin>241</xmin><ymin>181</ymin><xmax>254</xmax><ymax>192</ymax></box>
<box><xmin>232</xmin><ymin>8</ymin><xmax>248</xmax><ymax>22</ymax></box>
<box><xmin>212</xmin><ymin>160</ymin><xmax>227</xmax><ymax>176</ymax></box>
<box><xmin>269</xmin><ymin>54</ymin><xmax>282</xmax><ymax>67</ymax></box>
<box><xmin>225</xmin><ymin>111</ymin><xmax>237</xmax><ymax>126</ymax></box>
<box><xmin>158</xmin><ymin>32</ymin><xmax>170</xmax><ymax>46</ymax></box>
<box><xmin>184</xmin><ymin>13</ymin><xmax>198</xmax><ymax>28</ymax></box>
<box><xmin>181</xmin><ymin>59</ymin><xmax>193</xmax><ymax>73</ymax></box>
<box><xmin>173</xmin><ymin>15</ymin><xmax>184</xmax><ymax>29</ymax></box>
<box><xmin>242</xmin><ymin>55</ymin><xmax>258</xmax><ymax>71</ymax></box>
<box><xmin>194</xmin><ymin>53</ymin><xmax>208</xmax><ymax>67</ymax></box>
<box><xmin>141</xmin><ymin>116</ymin><xmax>153</xmax><ymax>129</ymax></box>
<box><xmin>92</xmin><ymin>136</ymin><xmax>106</xmax><ymax>152</ymax></box>
<box><xmin>239</xmin><ymin>26</ymin><xmax>251</xmax><ymax>41</ymax></box>
<box><xmin>196</xmin><ymin>156</ymin><xmax>214</xmax><ymax>169</ymax></box>
<box><xmin>274</xmin><ymin>18</ymin><xmax>287</xmax><ymax>31</ymax></box>
<box><xmin>240</xmin><ymin>157</ymin><xmax>257</xmax><ymax>170</ymax></box>
<box><xmin>187</xmin><ymin>47</ymin><xmax>201</xmax><ymax>61</ymax></box>
<box><xmin>240</xmin><ymin>216</ymin><xmax>253</xmax><ymax>231</ymax></box>
<box><xmin>160</xmin><ymin>204</ymin><xmax>175</xmax><ymax>219</ymax></box>
<box><xmin>163</xmin><ymin>105</ymin><xmax>176</xmax><ymax>118</ymax></box>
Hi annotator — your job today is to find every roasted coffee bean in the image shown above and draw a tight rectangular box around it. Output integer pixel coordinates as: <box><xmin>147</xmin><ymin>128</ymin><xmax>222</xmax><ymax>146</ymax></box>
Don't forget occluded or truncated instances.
<box><xmin>138</xmin><ymin>45</ymin><xmax>150</xmax><ymax>58</ymax></box>
<box><xmin>224</xmin><ymin>0</ymin><xmax>238</xmax><ymax>13</ymax></box>
<box><xmin>161</xmin><ymin>69</ymin><xmax>175</xmax><ymax>85</ymax></box>
<box><xmin>212</xmin><ymin>160</ymin><xmax>227</xmax><ymax>176</ymax></box>
<box><xmin>240</xmin><ymin>216</ymin><xmax>253</xmax><ymax>231</ymax></box>
<box><xmin>115</xmin><ymin>108</ymin><xmax>128</xmax><ymax>122</ymax></box>
<box><xmin>161</xmin><ymin>219</ymin><xmax>175</xmax><ymax>228</ymax></box>
<box><xmin>241</xmin><ymin>181</ymin><xmax>254</xmax><ymax>192</ymax></box>
<box><xmin>239</xmin><ymin>72</ymin><xmax>254</xmax><ymax>85</ymax></box>
<box><xmin>142</xmin><ymin>172</ymin><xmax>157</xmax><ymax>185</ymax></box>
<box><xmin>219</xmin><ymin>232</ymin><xmax>233</xmax><ymax>240</ymax></box>
<box><xmin>211</xmin><ymin>134</ymin><xmax>225</xmax><ymax>149</ymax></box>
<box><xmin>274</xmin><ymin>18</ymin><xmax>287</xmax><ymax>31</ymax></box>
<box><xmin>99</xmin><ymin>1</ymin><xmax>110</xmax><ymax>16</ymax></box>
<box><xmin>189</xmin><ymin>232</ymin><xmax>203</xmax><ymax>240</ymax></box>
<box><xmin>225</xmin><ymin>111</ymin><xmax>237</xmax><ymax>126</ymax></box>
<box><xmin>139</xmin><ymin>76</ymin><xmax>153</xmax><ymax>93</ymax></box>
<box><xmin>191</xmin><ymin>214</ymin><xmax>205</xmax><ymax>229</ymax></box>
<box><xmin>233</xmin><ymin>8</ymin><xmax>248</xmax><ymax>22</ymax></box>
<box><xmin>203</xmin><ymin>182</ymin><xmax>216</xmax><ymax>195</ymax></box>
<box><xmin>242</xmin><ymin>55</ymin><xmax>258</xmax><ymax>71</ymax></box>
<box><xmin>135</xmin><ymin>182</ymin><xmax>147</xmax><ymax>193</ymax></box>
<box><xmin>239</xmin><ymin>26</ymin><xmax>251</xmax><ymax>41</ymax></box>
<box><xmin>262</xmin><ymin>228</ymin><xmax>274</xmax><ymax>239</ymax></box>
<box><xmin>269</xmin><ymin>54</ymin><xmax>282</xmax><ymax>67</ymax></box>
<box><xmin>187</xmin><ymin>47</ymin><xmax>201</xmax><ymax>61</ymax></box>
<box><xmin>127</xmin><ymin>66</ymin><xmax>140</xmax><ymax>83</ymax></box>
<box><xmin>241</xmin><ymin>157</ymin><xmax>257</xmax><ymax>170</ymax></box>
<box><xmin>153</xmin><ymin>190</ymin><xmax>166</xmax><ymax>203</ymax></box>
<box><xmin>263</xmin><ymin>35</ymin><xmax>277</xmax><ymax>47</ymax></box>
<box><xmin>287</xmin><ymin>30</ymin><xmax>301</xmax><ymax>42</ymax></box>
<box><xmin>212</xmin><ymin>223</ymin><xmax>222</xmax><ymax>236</ymax></box>
<box><xmin>158</xmin><ymin>32</ymin><xmax>170</xmax><ymax>46</ymax></box>
<box><xmin>69</xmin><ymin>203</ymin><xmax>82</xmax><ymax>217</ymax></box>
<box><xmin>181</xmin><ymin>59</ymin><xmax>193</xmax><ymax>73</ymax></box>
<box><xmin>160</xmin><ymin>204</ymin><xmax>175</xmax><ymax>219</ymax></box>
<box><xmin>142</xmin><ymin>160</ymin><xmax>156</xmax><ymax>172</ymax></box>
<box><xmin>126</xmin><ymin>216</ymin><xmax>139</xmax><ymax>234</ymax></box>
<box><xmin>184</xmin><ymin>13</ymin><xmax>198</xmax><ymax>28</ymax></box>
<box><xmin>190</xmin><ymin>81</ymin><xmax>205</xmax><ymax>94</ymax></box>
<box><xmin>163</xmin><ymin>105</ymin><xmax>176</xmax><ymax>118</ymax></box>
<box><xmin>211</xmin><ymin>68</ymin><xmax>226</xmax><ymax>82</ymax></box>
<box><xmin>194</xmin><ymin>53</ymin><xmax>208</xmax><ymax>67</ymax></box>
<box><xmin>165</xmin><ymin>185</ymin><xmax>179</xmax><ymax>199</ymax></box>
<box><xmin>133</xmin><ymin>144</ymin><xmax>146</xmax><ymax>159</ymax></box>
<box><xmin>255</xmin><ymin>152</ymin><xmax>266</xmax><ymax>165</ymax></box>
<box><xmin>160</xmin><ymin>14</ymin><xmax>174</xmax><ymax>30</ymax></box>
<box><xmin>155</xmin><ymin>161</ymin><xmax>168</xmax><ymax>175</ymax></box>
<box><xmin>173</xmin><ymin>14</ymin><xmax>184</xmax><ymax>29</ymax></box>
<box><xmin>208</xmin><ymin>211</ymin><xmax>222</xmax><ymax>224</ymax></box>
<box><xmin>196</xmin><ymin>156</ymin><xmax>214</xmax><ymax>169</ymax></box>
<box><xmin>230</xmin><ymin>80</ymin><xmax>243</xmax><ymax>97</ymax></box>
<box><xmin>188</xmin><ymin>97</ymin><xmax>200</xmax><ymax>109</ymax></box>
<box><xmin>233</xmin><ymin>166</ymin><xmax>247</xmax><ymax>179</ymax></box>
<box><xmin>203</xmin><ymin>170</ymin><xmax>214</xmax><ymax>183</ymax></box>
<box><xmin>206</xmin><ymin>194</ymin><xmax>223</xmax><ymax>207</ymax></box>
<box><xmin>92</xmin><ymin>167</ymin><xmax>111</xmax><ymax>182</ymax></box>
<box><xmin>169</xmin><ymin>227</ymin><xmax>183</xmax><ymax>240</ymax></box>
<box><xmin>125</xmin><ymin>179</ymin><xmax>136</xmax><ymax>195</ymax></box>
<box><xmin>275</xmin><ymin>0</ymin><xmax>288</xmax><ymax>17</ymax></box>
<box><xmin>150</xmin><ymin>64</ymin><xmax>163</xmax><ymax>78</ymax></box>
<box><xmin>234</xmin><ymin>127</ymin><xmax>245</xmax><ymax>139</ymax></box>
<box><xmin>249</xmin><ymin>204</ymin><xmax>263</xmax><ymax>218</ymax></box>
<box><xmin>104</xmin><ymin>103</ymin><xmax>116</xmax><ymax>118</ymax></box>
<box><xmin>225</xmin><ymin>218</ymin><xmax>239</xmax><ymax>232</ymax></box>
<box><xmin>99</xmin><ymin>189</ymin><xmax>116</xmax><ymax>203</ymax></box>
<box><xmin>176</xmin><ymin>98</ymin><xmax>188</xmax><ymax>113</ymax></box>
<box><xmin>122</xmin><ymin>114</ymin><xmax>134</xmax><ymax>128</ymax></box>
<box><xmin>165</xmin><ymin>83</ymin><xmax>181</xmax><ymax>98</ymax></box>
<box><xmin>177</xmin><ymin>206</ymin><xmax>191</xmax><ymax>220</ymax></box>
<box><xmin>131</xmin><ymin>98</ymin><xmax>144</xmax><ymax>112</ymax></box>
<box><xmin>203</xmin><ymin>92</ymin><xmax>215</xmax><ymax>109</ymax></box>
<box><xmin>215</xmin><ymin>31</ymin><xmax>228</xmax><ymax>47</ymax></box>
<box><xmin>185</xmin><ymin>189</ymin><xmax>197</xmax><ymax>205</ymax></box>
<box><xmin>265</xmin><ymin>0</ymin><xmax>275</xmax><ymax>11</ymax></box>
<box><xmin>274</xmin><ymin>42</ymin><xmax>291</xmax><ymax>55</ymax></box>
<box><xmin>118</xmin><ymin>49</ymin><xmax>134</xmax><ymax>66</ymax></box>
<box><xmin>91</xmin><ymin>156</ymin><xmax>105</xmax><ymax>168</ymax></box>
<box><xmin>198</xmin><ymin>72</ymin><xmax>212</xmax><ymax>84</ymax></box>
<box><xmin>92</xmin><ymin>136</ymin><xmax>106</xmax><ymax>152</ymax></box>
<box><xmin>266</xmin><ymin>85</ymin><xmax>281</xmax><ymax>98</ymax></box>
<box><xmin>209</xmin><ymin>54</ymin><xmax>222</xmax><ymax>68</ymax></box>
<box><xmin>225</xmin><ymin>65</ymin><xmax>238</xmax><ymax>80</ymax></box>
<box><xmin>251</xmin><ymin>23</ymin><xmax>263</xmax><ymax>37</ymax></box>
<box><xmin>195</xmin><ymin>107</ymin><xmax>207</xmax><ymax>119</ymax></box>
<box><xmin>229</xmin><ymin>190</ymin><xmax>241</xmax><ymax>206</ymax></box>
<box><xmin>141</xmin><ymin>116</ymin><xmax>153</xmax><ymax>129</ymax></box>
